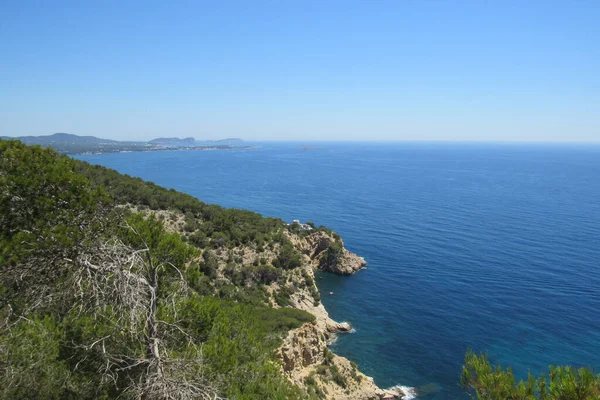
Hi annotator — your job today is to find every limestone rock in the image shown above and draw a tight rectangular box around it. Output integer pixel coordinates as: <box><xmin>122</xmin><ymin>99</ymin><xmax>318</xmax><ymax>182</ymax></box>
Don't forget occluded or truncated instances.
<box><xmin>286</xmin><ymin>230</ymin><xmax>367</xmax><ymax>275</ymax></box>
<box><xmin>333</xmin><ymin>249</ymin><xmax>367</xmax><ymax>275</ymax></box>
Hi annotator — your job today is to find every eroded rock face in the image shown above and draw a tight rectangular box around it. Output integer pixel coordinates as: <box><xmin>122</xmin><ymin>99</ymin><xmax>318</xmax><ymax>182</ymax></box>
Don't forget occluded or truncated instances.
<box><xmin>286</xmin><ymin>230</ymin><xmax>367</xmax><ymax>275</ymax></box>
<box><xmin>277</xmin><ymin>231</ymin><xmax>405</xmax><ymax>398</ymax></box>
<box><xmin>330</xmin><ymin>249</ymin><xmax>367</xmax><ymax>275</ymax></box>
<box><xmin>280</xmin><ymin>323</ymin><xmax>325</xmax><ymax>373</ymax></box>
<box><xmin>305</xmin><ymin>231</ymin><xmax>338</xmax><ymax>259</ymax></box>
<box><xmin>276</xmin><ymin>263</ymin><xmax>405</xmax><ymax>399</ymax></box>
<box><xmin>278</xmin><ymin>320</ymin><xmax>405</xmax><ymax>400</ymax></box>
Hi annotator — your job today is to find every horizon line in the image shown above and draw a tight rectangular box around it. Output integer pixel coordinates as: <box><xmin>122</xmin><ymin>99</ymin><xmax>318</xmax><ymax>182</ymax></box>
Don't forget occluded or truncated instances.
<box><xmin>2</xmin><ymin>133</ymin><xmax>599</xmax><ymax>145</ymax></box>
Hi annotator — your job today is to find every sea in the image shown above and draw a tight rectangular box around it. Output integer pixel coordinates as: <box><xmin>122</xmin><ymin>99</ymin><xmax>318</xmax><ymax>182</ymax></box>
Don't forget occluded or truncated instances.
<box><xmin>77</xmin><ymin>141</ymin><xmax>600</xmax><ymax>399</ymax></box>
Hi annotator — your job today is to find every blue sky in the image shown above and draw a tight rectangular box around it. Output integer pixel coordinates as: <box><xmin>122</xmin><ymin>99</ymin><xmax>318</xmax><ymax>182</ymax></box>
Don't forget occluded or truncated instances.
<box><xmin>1</xmin><ymin>0</ymin><xmax>598</xmax><ymax>141</ymax></box>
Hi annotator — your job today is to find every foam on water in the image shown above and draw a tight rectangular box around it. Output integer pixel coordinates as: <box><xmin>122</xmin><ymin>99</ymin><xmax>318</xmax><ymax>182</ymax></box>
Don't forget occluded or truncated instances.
<box><xmin>389</xmin><ymin>385</ymin><xmax>418</xmax><ymax>399</ymax></box>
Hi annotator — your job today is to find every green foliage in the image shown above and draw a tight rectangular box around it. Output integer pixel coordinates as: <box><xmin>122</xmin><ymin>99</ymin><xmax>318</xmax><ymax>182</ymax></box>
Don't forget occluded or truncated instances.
<box><xmin>119</xmin><ymin>213</ymin><xmax>197</xmax><ymax>270</ymax></box>
<box><xmin>243</xmin><ymin>265</ymin><xmax>283</xmax><ymax>285</ymax></box>
<box><xmin>76</xmin><ymin>158</ymin><xmax>286</xmax><ymax>249</ymax></box>
<box><xmin>200</xmin><ymin>250</ymin><xmax>219</xmax><ymax>279</ymax></box>
<box><xmin>188</xmin><ymin>230</ymin><xmax>209</xmax><ymax>248</ymax></box>
<box><xmin>319</xmin><ymin>242</ymin><xmax>344</xmax><ymax>272</ymax></box>
<box><xmin>461</xmin><ymin>350</ymin><xmax>600</xmax><ymax>400</ymax></box>
<box><xmin>274</xmin><ymin>285</ymin><xmax>296</xmax><ymax>307</ymax></box>
<box><xmin>304</xmin><ymin>372</ymin><xmax>326</xmax><ymax>398</ymax></box>
<box><xmin>323</xmin><ymin>347</ymin><xmax>335</xmax><ymax>365</ymax></box>
<box><xmin>302</xmin><ymin>270</ymin><xmax>321</xmax><ymax>305</ymax></box>
<box><xmin>330</xmin><ymin>364</ymin><xmax>348</xmax><ymax>389</ymax></box>
<box><xmin>0</xmin><ymin>140</ymin><xmax>109</xmax><ymax>272</ymax></box>
<box><xmin>0</xmin><ymin>316</ymin><xmax>70</xmax><ymax>399</ymax></box>
<box><xmin>176</xmin><ymin>296</ymin><xmax>313</xmax><ymax>399</ymax></box>
<box><xmin>273</xmin><ymin>242</ymin><xmax>302</xmax><ymax>270</ymax></box>
<box><xmin>0</xmin><ymin>141</ymin><xmax>319</xmax><ymax>399</ymax></box>
<box><xmin>316</xmin><ymin>349</ymin><xmax>348</xmax><ymax>389</ymax></box>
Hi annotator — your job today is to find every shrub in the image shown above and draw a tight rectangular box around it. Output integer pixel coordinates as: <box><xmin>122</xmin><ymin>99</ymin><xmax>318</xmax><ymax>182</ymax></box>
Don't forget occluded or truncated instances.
<box><xmin>272</xmin><ymin>242</ymin><xmax>302</xmax><ymax>270</ymax></box>
<box><xmin>319</xmin><ymin>242</ymin><xmax>344</xmax><ymax>271</ymax></box>
<box><xmin>274</xmin><ymin>286</ymin><xmax>295</xmax><ymax>307</ymax></box>
<box><xmin>461</xmin><ymin>350</ymin><xmax>600</xmax><ymax>400</ymax></box>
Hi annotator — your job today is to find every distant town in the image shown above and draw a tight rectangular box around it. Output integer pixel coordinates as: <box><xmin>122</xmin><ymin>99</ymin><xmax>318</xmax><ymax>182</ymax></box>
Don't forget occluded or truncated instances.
<box><xmin>0</xmin><ymin>133</ymin><xmax>252</xmax><ymax>155</ymax></box>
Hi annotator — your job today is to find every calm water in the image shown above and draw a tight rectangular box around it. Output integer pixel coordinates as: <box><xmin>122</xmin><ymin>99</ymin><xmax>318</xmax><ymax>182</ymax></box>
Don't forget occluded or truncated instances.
<box><xmin>77</xmin><ymin>142</ymin><xmax>600</xmax><ymax>399</ymax></box>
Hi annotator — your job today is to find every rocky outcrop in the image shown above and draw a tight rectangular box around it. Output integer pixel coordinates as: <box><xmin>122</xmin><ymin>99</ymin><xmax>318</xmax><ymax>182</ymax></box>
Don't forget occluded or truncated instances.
<box><xmin>325</xmin><ymin>249</ymin><xmax>367</xmax><ymax>275</ymax></box>
<box><xmin>276</xmin><ymin>259</ymin><xmax>406</xmax><ymax>399</ymax></box>
<box><xmin>286</xmin><ymin>230</ymin><xmax>367</xmax><ymax>275</ymax></box>
<box><xmin>280</xmin><ymin>322</ymin><xmax>326</xmax><ymax>372</ymax></box>
<box><xmin>278</xmin><ymin>321</ymin><xmax>405</xmax><ymax>399</ymax></box>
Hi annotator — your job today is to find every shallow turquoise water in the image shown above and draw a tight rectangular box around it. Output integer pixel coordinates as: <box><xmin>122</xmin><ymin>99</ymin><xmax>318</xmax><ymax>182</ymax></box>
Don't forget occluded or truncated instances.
<box><xmin>78</xmin><ymin>142</ymin><xmax>600</xmax><ymax>399</ymax></box>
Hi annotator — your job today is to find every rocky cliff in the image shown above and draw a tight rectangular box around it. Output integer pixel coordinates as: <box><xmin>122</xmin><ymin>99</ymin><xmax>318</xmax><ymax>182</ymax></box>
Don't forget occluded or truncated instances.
<box><xmin>286</xmin><ymin>230</ymin><xmax>367</xmax><ymax>275</ymax></box>
<box><xmin>280</xmin><ymin>230</ymin><xmax>405</xmax><ymax>399</ymax></box>
<box><xmin>143</xmin><ymin>209</ymin><xmax>401</xmax><ymax>399</ymax></box>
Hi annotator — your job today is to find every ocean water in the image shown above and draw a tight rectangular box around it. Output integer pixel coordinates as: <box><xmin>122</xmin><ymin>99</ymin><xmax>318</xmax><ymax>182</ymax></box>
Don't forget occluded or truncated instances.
<box><xmin>77</xmin><ymin>142</ymin><xmax>600</xmax><ymax>399</ymax></box>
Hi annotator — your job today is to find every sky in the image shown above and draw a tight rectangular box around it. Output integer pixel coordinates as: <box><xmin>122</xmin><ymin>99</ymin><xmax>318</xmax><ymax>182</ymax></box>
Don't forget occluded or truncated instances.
<box><xmin>1</xmin><ymin>0</ymin><xmax>599</xmax><ymax>142</ymax></box>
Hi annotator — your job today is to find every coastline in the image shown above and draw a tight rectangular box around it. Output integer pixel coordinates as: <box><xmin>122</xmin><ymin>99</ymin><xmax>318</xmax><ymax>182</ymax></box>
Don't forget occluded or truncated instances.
<box><xmin>280</xmin><ymin>229</ymin><xmax>406</xmax><ymax>399</ymax></box>
<box><xmin>73</xmin><ymin>145</ymin><xmax>258</xmax><ymax>155</ymax></box>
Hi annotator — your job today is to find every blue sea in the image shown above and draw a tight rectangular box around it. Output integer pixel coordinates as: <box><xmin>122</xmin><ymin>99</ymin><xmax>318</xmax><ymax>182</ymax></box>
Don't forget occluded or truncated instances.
<box><xmin>77</xmin><ymin>142</ymin><xmax>600</xmax><ymax>399</ymax></box>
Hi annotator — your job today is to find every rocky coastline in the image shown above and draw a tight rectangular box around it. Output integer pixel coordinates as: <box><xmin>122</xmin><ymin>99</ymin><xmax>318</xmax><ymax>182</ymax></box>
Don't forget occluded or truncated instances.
<box><xmin>281</xmin><ymin>230</ymin><xmax>405</xmax><ymax>399</ymax></box>
<box><xmin>141</xmin><ymin>206</ymin><xmax>404</xmax><ymax>399</ymax></box>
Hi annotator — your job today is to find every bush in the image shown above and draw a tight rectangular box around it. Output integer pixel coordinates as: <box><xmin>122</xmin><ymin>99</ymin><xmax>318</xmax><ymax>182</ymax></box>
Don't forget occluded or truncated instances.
<box><xmin>461</xmin><ymin>350</ymin><xmax>600</xmax><ymax>400</ymax></box>
<box><xmin>189</xmin><ymin>230</ymin><xmax>209</xmax><ymax>248</ymax></box>
<box><xmin>274</xmin><ymin>286</ymin><xmax>295</xmax><ymax>307</ymax></box>
<box><xmin>272</xmin><ymin>242</ymin><xmax>302</xmax><ymax>270</ymax></box>
<box><xmin>319</xmin><ymin>242</ymin><xmax>344</xmax><ymax>272</ymax></box>
<box><xmin>330</xmin><ymin>364</ymin><xmax>348</xmax><ymax>388</ymax></box>
<box><xmin>254</xmin><ymin>265</ymin><xmax>283</xmax><ymax>285</ymax></box>
<box><xmin>199</xmin><ymin>251</ymin><xmax>218</xmax><ymax>279</ymax></box>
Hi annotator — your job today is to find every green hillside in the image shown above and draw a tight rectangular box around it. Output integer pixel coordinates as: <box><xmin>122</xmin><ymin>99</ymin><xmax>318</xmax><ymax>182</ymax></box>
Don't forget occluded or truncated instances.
<box><xmin>0</xmin><ymin>139</ymin><xmax>315</xmax><ymax>399</ymax></box>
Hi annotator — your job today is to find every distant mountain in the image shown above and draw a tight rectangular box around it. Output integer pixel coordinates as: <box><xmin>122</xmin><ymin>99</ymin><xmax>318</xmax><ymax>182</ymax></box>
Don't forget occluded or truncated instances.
<box><xmin>2</xmin><ymin>132</ymin><xmax>118</xmax><ymax>145</ymax></box>
<box><xmin>1</xmin><ymin>133</ymin><xmax>147</xmax><ymax>154</ymax></box>
<box><xmin>148</xmin><ymin>137</ymin><xmax>196</xmax><ymax>146</ymax></box>
<box><xmin>1</xmin><ymin>133</ymin><xmax>249</xmax><ymax>154</ymax></box>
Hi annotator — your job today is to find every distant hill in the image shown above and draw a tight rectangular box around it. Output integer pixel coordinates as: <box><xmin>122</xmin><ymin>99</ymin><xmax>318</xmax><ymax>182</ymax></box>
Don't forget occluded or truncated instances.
<box><xmin>1</xmin><ymin>132</ymin><xmax>118</xmax><ymax>145</ymax></box>
<box><xmin>0</xmin><ymin>133</ymin><xmax>147</xmax><ymax>154</ymax></box>
<box><xmin>148</xmin><ymin>137</ymin><xmax>196</xmax><ymax>146</ymax></box>
<box><xmin>1</xmin><ymin>133</ymin><xmax>248</xmax><ymax>154</ymax></box>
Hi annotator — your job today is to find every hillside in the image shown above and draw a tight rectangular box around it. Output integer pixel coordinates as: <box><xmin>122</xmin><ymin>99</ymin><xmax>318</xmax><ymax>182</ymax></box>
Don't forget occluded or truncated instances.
<box><xmin>0</xmin><ymin>139</ymin><xmax>399</xmax><ymax>399</ymax></box>
<box><xmin>0</xmin><ymin>133</ymin><xmax>151</xmax><ymax>154</ymax></box>
<box><xmin>1</xmin><ymin>132</ymin><xmax>118</xmax><ymax>145</ymax></box>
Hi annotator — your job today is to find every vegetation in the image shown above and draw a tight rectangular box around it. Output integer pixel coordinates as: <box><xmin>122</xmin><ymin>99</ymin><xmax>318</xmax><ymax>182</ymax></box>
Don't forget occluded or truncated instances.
<box><xmin>461</xmin><ymin>350</ymin><xmax>600</xmax><ymax>400</ymax></box>
<box><xmin>75</xmin><ymin>156</ymin><xmax>287</xmax><ymax>251</ymax></box>
<box><xmin>10</xmin><ymin>140</ymin><xmax>595</xmax><ymax>400</ymax></box>
<box><xmin>302</xmin><ymin>270</ymin><xmax>321</xmax><ymax>305</ymax></box>
<box><xmin>314</xmin><ymin>348</ymin><xmax>348</xmax><ymax>390</ymax></box>
<box><xmin>272</xmin><ymin>242</ymin><xmax>302</xmax><ymax>270</ymax></box>
<box><xmin>0</xmin><ymin>140</ymin><xmax>315</xmax><ymax>399</ymax></box>
<box><xmin>319</xmin><ymin>242</ymin><xmax>344</xmax><ymax>272</ymax></box>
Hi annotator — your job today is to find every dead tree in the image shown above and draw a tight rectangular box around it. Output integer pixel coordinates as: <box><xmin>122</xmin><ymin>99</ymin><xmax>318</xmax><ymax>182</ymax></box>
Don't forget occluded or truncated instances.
<box><xmin>3</xmin><ymin>222</ymin><xmax>224</xmax><ymax>400</ymax></box>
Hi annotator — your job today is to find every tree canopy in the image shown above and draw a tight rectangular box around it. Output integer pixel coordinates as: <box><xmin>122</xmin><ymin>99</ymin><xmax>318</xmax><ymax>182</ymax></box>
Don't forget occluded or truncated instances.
<box><xmin>0</xmin><ymin>140</ymin><xmax>315</xmax><ymax>399</ymax></box>
<box><xmin>461</xmin><ymin>350</ymin><xmax>600</xmax><ymax>400</ymax></box>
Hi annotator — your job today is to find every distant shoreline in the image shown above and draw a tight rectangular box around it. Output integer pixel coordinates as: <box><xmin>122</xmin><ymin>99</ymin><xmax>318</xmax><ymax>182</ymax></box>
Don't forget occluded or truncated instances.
<box><xmin>74</xmin><ymin>145</ymin><xmax>259</xmax><ymax>156</ymax></box>
<box><xmin>0</xmin><ymin>133</ymin><xmax>252</xmax><ymax>156</ymax></box>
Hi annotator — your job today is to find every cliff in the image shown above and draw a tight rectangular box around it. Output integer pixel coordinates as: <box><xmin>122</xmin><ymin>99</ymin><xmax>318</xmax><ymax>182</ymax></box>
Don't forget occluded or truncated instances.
<box><xmin>279</xmin><ymin>231</ymin><xmax>404</xmax><ymax>399</ymax></box>
<box><xmin>287</xmin><ymin>230</ymin><xmax>368</xmax><ymax>275</ymax></box>
<box><xmin>129</xmin><ymin>207</ymin><xmax>401</xmax><ymax>398</ymax></box>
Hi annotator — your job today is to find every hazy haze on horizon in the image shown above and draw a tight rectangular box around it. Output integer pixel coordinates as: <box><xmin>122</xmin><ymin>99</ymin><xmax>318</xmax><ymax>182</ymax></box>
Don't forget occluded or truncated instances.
<box><xmin>1</xmin><ymin>0</ymin><xmax>598</xmax><ymax>142</ymax></box>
